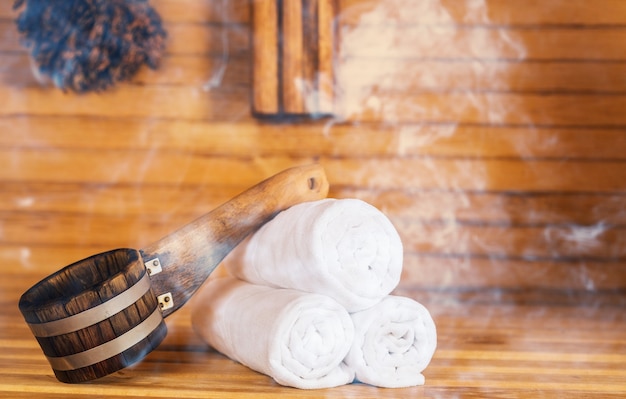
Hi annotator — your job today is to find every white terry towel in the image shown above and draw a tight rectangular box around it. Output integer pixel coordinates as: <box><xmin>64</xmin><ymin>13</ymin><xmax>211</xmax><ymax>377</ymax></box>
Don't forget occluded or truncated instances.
<box><xmin>344</xmin><ymin>295</ymin><xmax>437</xmax><ymax>388</ymax></box>
<box><xmin>191</xmin><ymin>277</ymin><xmax>356</xmax><ymax>389</ymax></box>
<box><xmin>223</xmin><ymin>198</ymin><xmax>403</xmax><ymax>312</ymax></box>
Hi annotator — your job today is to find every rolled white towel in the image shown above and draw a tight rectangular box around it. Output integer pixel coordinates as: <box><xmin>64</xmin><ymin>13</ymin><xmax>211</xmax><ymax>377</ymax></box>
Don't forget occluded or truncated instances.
<box><xmin>223</xmin><ymin>198</ymin><xmax>403</xmax><ymax>312</ymax></box>
<box><xmin>344</xmin><ymin>295</ymin><xmax>437</xmax><ymax>388</ymax></box>
<box><xmin>191</xmin><ymin>277</ymin><xmax>355</xmax><ymax>389</ymax></box>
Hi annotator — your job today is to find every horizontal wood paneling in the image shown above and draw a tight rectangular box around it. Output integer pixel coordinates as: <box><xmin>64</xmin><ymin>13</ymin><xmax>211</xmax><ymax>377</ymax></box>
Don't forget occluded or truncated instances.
<box><xmin>5</xmin><ymin>243</ymin><xmax>623</xmax><ymax>290</ymax></box>
<box><xmin>3</xmin><ymin>183</ymin><xmax>625</xmax><ymax>226</ymax></box>
<box><xmin>5</xmin><ymin>0</ymin><xmax>626</xmax><ymax>26</ymax></box>
<box><xmin>338</xmin><ymin>26</ymin><xmax>626</xmax><ymax>61</ymax></box>
<box><xmin>1</xmin><ymin>53</ymin><xmax>250</xmax><ymax>88</ymax></box>
<box><xmin>7</xmin><ymin>85</ymin><xmax>626</xmax><ymax>127</ymax></box>
<box><xmin>339</xmin><ymin>59</ymin><xmax>626</xmax><ymax>93</ymax></box>
<box><xmin>2</xmin><ymin>1</ymin><xmax>626</xmax><ymax>396</ymax></box>
<box><xmin>2</xmin><ymin>150</ymin><xmax>624</xmax><ymax>192</ymax></box>
<box><xmin>339</xmin><ymin>0</ymin><xmax>626</xmax><ymax>25</ymax></box>
<box><xmin>2</xmin><ymin>117</ymin><xmax>626</xmax><ymax>160</ymax></box>
<box><xmin>0</xmin><ymin>22</ymin><xmax>249</xmax><ymax>55</ymax></box>
<box><xmin>0</xmin><ymin>0</ymin><xmax>251</xmax><ymax>23</ymax></box>
<box><xmin>1</xmin><ymin>85</ymin><xmax>249</xmax><ymax>119</ymax></box>
<box><xmin>3</xmin><ymin>210</ymin><xmax>624</xmax><ymax>260</ymax></box>
<box><xmin>400</xmin><ymin>255</ymin><xmax>626</xmax><ymax>290</ymax></box>
<box><xmin>0</xmin><ymin>0</ymin><xmax>624</xmax><ymax>291</ymax></box>
<box><xmin>151</xmin><ymin>0</ymin><xmax>251</xmax><ymax>24</ymax></box>
<box><xmin>336</xmin><ymin>91</ymin><xmax>626</xmax><ymax>126</ymax></box>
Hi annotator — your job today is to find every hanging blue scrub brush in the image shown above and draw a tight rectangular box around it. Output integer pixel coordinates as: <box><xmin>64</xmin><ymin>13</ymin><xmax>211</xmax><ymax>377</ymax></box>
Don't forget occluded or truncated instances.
<box><xmin>13</xmin><ymin>0</ymin><xmax>167</xmax><ymax>92</ymax></box>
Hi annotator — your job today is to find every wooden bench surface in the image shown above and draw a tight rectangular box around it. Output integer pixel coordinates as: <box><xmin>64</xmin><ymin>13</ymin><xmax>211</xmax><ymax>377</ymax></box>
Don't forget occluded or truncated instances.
<box><xmin>1</xmin><ymin>0</ymin><xmax>625</xmax><ymax>397</ymax></box>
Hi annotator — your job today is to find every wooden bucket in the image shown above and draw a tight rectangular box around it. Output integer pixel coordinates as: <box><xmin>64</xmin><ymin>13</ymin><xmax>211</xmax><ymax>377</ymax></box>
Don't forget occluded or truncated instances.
<box><xmin>17</xmin><ymin>165</ymin><xmax>329</xmax><ymax>383</ymax></box>
<box><xmin>18</xmin><ymin>248</ymin><xmax>167</xmax><ymax>383</ymax></box>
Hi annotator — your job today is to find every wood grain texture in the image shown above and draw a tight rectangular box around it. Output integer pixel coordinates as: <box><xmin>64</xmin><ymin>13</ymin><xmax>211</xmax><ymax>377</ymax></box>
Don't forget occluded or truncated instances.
<box><xmin>1</xmin><ymin>0</ymin><xmax>625</xmax><ymax>396</ymax></box>
<box><xmin>18</xmin><ymin>249</ymin><xmax>166</xmax><ymax>383</ymax></box>
<box><xmin>281</xmin><ymin>0</ymin><xmax>306</xmax><ymax>113</ymax></box>
<box><xmin>251</xmin><ymin>0</ymin><xmax>279</xmax><ymax>114</ymax></box>
<box><xmin>252</xmin><ymin>0</ymin><xmax>336</xmax><ymax>116</ymax></box>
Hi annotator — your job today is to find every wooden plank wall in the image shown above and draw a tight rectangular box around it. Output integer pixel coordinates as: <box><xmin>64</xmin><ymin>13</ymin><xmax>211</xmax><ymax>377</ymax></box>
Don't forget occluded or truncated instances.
<box><xmin>1</xmin><ymin>0</ymin><xmax>625</xmax><ymax>295</ymax></box>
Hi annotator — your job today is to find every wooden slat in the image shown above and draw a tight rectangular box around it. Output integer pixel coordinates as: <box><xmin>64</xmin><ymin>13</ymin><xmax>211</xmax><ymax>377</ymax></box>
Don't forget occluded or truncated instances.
<box><xmin>0</xmin><ymin>182</ymin><xmax>235</xmax><ymax>217</ymax></box>
<box><xmin>8</xmin><ymin>83</ymin><xmax>626</xmax><ymax>127</ymax></box>
<box><xmin>326</xmin><ymin>158</ymin><xmax>626</xmax><ymax>193</ymax></box>
<box><xmin>338</xmin><ymin>189</ymin><xmax>626</xmax><ymax>226</ymax></box>
<box><xmin>317</xmin><ymin>0</ymin><xmax>337</xmax><ymax>113</ymax></box>
<box><xmin>2</xmin><ymin>116</ymin><xmax>625</xmax><ymax>160</ymax></box>
<box><xmin>8</xmin><ymin>54</ymin><xmax>626</xmax><ymax>97</ymax></box>
<box><xmin>0</xmin><ymin>21</ymin><xmax>249</xmax><ymax>56</ymax></box>
<box><xmin>0</xmin><ymin>53</ymin><xmax>250</xmax><ymax>88</ymax></box>
<box><xmin>135</xmin><ymin>55</ymin><xmax>250</xmax><ymax>87</ymax></box>
<box><xmin>4</xmin><ymin>0</ymin><xmax>626</xmax><ymax>26</ymax></box>
<box><xmin>397</xmin><ymin>221</ymin><xmax>626</xmax><ymax>261</ymax></box>
<box><xmin>141</xmin><ymin>23</ymin><xmax>249</xmax><ymax>56</ymax></box>
<box><xmin>1</xmin><ymin>245</ymin><xmax>117</xmax><ymax>276</ymax></box>
<box><xmin>251</xmin><ymin>0</ymin><xmax>279</xmax><ymax>114</ymax></box>
<box><xmin>5</xmin><ymin>242</ymin><xmax>624</xmax><ymax>291</ymax></box>
<box><xmin>0</xmin><ymin>211</ymin><xmax>188</xmax><ymax>248</ymax></box>
<box><xmin>3</xmin><ymin>210</ymin><xmax>624</xmax><ymax>260</ymax></box>
<box><xmin>399</xmin><ymin>255</ymin><xmax>626</xmax><ymax>290</ymax></box>
<box><xmin>2</xmin><ymin>183</ymin><xmax>625</xmax><ymax>227</ymax></box>
<box><xmin>151</xmin><ymin>0</ymin><xmax>250</xmax><ymax>24</ymax></box>
<box><xmin>338</xmin><ymin>59</ymin><xmax>626</xmax><ymax>93</ymax></box>
<box><xmin>2</xmin><ymin>184</ymin><xmax>625</xmax><ymax>286</ymax></box>
<box><xmin>1</xmin><ymin>85</ymin><xmax>248</xmax><ymax>120</ymax></box>
<box><xmin>1</xmin><ymin>0</ymin><xmax>252</xmax><ymax>22</ymax></box>
<box><xmin>339</xmin><ymin>0</ymin><xmax>626</xmax><ymax>26</ymax></box>
<box><xmin>11</xmin><ymin>78</ymin><xmax>626</xmax><ymax>128</ymax></box>
<box><xmin>336</xmin><ymin>91</ymin><xmax>626</xmax><ymax>126</ymax></box>
<box><xmin>6</xmin><ymin>3</ymin><xmax>626</xmax><ymax>60</ymax></box>
<box><xmin>1</xmin><ymin>150</ymin><xmax>624</xmax><ymax>193</ymax></box>
<box><xmin>252</xmin><ymin>0</ymin><xmax>337</xmax><ymax>116</ymax></box>
<box><xmin>338</xmin><ymin>26</ymin><xmax>626</xmax><ymax>61</ymax></box>
<box><xmin>282</xmin><ymin>0</ymin><xmax>306</xmax><ymax>113</ymax></box>
<box><xmin>0</xmin><ymin>149</ymin><xmax>282</xmax><ymax>186</ymax></box>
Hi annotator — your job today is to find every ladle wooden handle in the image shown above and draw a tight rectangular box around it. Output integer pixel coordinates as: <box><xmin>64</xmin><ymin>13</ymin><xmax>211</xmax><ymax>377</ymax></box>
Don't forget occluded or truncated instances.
<box><xmin>18</xmin><ymin>164</ymin><xmax>329</xmax><ymax>384</ymax></box>
<box><xmin>141</xmin><ymin>163</ymin><xmax>329</xmax><ymax>317</ymax></box>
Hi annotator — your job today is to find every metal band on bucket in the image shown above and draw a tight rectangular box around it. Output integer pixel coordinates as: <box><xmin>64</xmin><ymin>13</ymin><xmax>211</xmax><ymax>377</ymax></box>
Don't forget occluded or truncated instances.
<box><xmin>45</xmin><ymin>307</ymin><xmax>164</xmax><ymax>371</ymax></box>
<box><xmin>27</xmin><ymin>272</ymin><xmax>152</xmax><ymax>338</ymax></box>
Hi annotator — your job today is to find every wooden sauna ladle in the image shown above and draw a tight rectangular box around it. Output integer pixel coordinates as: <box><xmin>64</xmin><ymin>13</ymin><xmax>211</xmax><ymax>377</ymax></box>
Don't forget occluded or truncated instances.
<box><xmin>18</xmin><ymin>164</ymin><xmax>329</xmax><ymax>384</ymax></box>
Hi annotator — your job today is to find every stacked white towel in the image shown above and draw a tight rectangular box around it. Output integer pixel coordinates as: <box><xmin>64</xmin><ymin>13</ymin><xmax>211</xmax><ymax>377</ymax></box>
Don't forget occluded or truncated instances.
<box><xmin>224</xmin><ymin>198</ymin><xmax>404</xmax><ymax>312</ymax></box>
<box><xmin>344</xmin><ymin>295</ymin><xmax>437</xmax><ymax>388</ymax></box>
<box><xmin>192</xmin><ymin>198</ymin><xmax>437</xmax><ymax>389</ymax></box>
<box><xmin>191</xmin><ymin>277</ymin><xmax>355</xmax><ymax>389</ymax></box>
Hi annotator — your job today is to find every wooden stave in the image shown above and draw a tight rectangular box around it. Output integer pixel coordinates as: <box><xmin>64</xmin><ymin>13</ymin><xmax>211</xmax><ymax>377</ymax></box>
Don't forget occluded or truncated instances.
<box><xmin>52</xmin><ymin>317</ymin><xmax>168</xmax><ymax>384</ymax></box>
